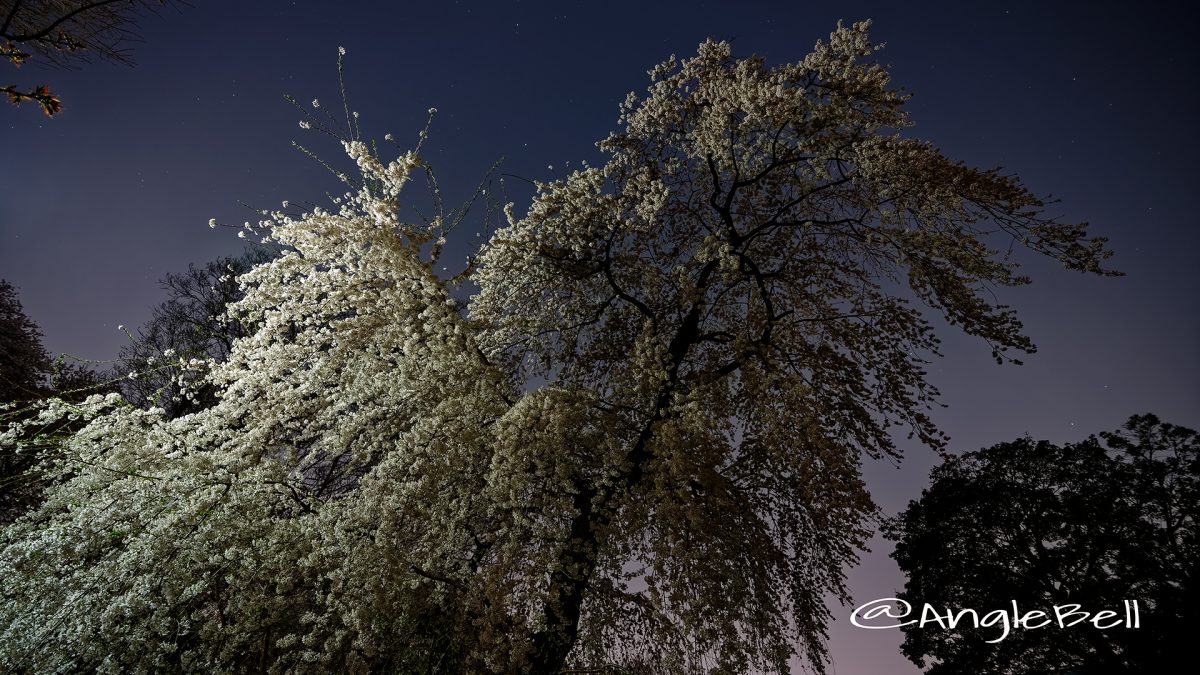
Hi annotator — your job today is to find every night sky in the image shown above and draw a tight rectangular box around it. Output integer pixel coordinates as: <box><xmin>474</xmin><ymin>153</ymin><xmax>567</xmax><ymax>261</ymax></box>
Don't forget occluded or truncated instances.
<box><xmin>2</xmin><ymin>1</ymin><xmax>1197</xmax><ymax>672</ymax></box>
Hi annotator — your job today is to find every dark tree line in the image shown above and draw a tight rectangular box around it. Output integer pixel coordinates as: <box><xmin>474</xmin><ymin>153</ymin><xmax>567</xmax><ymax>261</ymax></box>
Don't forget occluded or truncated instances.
<box><xmin>0</xmin><ymin>279</ymin><xmax>49</xmax><ymax>403</ymax></box>
<box><xmin>1</xmin><ymin>247</ymin><xmax>268</xmax><ymax>522</ymax></box>
<box><xmin>888</xmin><ymin>415</ymin><xmax>1198</xmax><ymax>674</ymax></box>
<box><xmin>0</xmin><ymin>278</ymin><xmax>109</xmax><ymax>521</ymax></box>
<box><xmin>115</xmin><ymin>246</ymin><xmax>277</xmax><ymax>418</ymax></box>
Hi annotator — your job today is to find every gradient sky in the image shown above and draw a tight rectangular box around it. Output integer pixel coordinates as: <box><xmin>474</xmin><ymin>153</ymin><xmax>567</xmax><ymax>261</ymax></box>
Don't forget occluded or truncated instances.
<box><xmin>2</xmin><ymin>1</ymin><xmax>1197</xmax><ymax>672</ymax></box>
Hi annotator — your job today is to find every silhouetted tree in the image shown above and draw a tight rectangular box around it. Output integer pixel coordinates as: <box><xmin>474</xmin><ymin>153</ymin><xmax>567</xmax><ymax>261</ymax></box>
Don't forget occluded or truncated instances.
<box><xmin>2</xmin><ymin>0</ymin><xmax>184</xmax><ymax>115</ymax></box>
<box><xmin>115</xmin><ymin>246</ymin><xmax>277</xmax><ymax>418</ymax></box>
<box><xmin>0</xmin><ymin>279</ymin><xmax>50</xmax><ymax>403</ymax></box>
<box><xmin>1</xmin><ymin>279</ymin><xmax>110</xmax><ymax>522</ymax></box>
<box><xmin>887</xmin><ymin>414</ymin><xmax>1198</xmax><ymax>674</ymax></box>
<box><xmin>0</xmin><ymin>279</ymin><xmax>50</xmax><ymax>521</ymax></box>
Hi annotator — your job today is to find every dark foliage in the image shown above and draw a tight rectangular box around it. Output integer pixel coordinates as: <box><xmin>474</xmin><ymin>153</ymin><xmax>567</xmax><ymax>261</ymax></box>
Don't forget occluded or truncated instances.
<box><xmin>1</xmin><ymin>279</ymin><xmax>111</xmax><ymax>522</ymax></box>
<box><xmin>887</xmin><ymin>415</ymin><xmax>1198</xmax><ymax>674</ymax></box>
<box><xmin>115</xmin><ymin>246</ymin><xmax>277</xmax><ymax>418</ymax></box>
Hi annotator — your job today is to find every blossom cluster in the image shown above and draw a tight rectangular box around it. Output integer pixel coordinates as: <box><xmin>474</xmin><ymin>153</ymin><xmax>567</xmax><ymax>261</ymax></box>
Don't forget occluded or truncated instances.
<box><xmin>0</xmin><ymin>21</ymin><xmax>1113</xmax><ymax>674</ymax></box>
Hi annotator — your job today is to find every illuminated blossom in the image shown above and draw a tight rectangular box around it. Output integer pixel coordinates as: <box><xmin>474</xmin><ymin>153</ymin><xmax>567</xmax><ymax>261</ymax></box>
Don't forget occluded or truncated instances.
<box><xmin>0</xmin><ymin>21</ymin><xmax>1113</xmax><ymax>675</ymax></box>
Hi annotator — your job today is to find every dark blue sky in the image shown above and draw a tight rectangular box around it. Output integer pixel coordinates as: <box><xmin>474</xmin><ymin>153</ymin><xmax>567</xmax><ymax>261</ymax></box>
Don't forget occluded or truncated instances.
<box><xmin>2</xmin><ymin>2</ymin><xmax>1197</xmax><ymax>672</ymax></box>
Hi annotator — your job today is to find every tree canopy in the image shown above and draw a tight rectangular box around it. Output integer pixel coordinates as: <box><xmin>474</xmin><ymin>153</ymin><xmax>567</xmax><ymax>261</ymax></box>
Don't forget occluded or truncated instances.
<box><xmin>1</xmin><ymin>279</ymin><xmax>110</xmax><ymax>522</ymax></box>
<box><xmin>115</xmin><ymin>247</ymin><xmax>278</xmax><ymax>419</ymax></box>
<box><xmin>886</xmin><ymin>415</ymin><xmax>1198</xmax><ymax>674</ymax></box>
<box><xmin>0</xmin><ymin>279</ymin><xmax>51</xmax><ymax>404</ymax></box>
<box><xmin>0</xmin><ymin>22</ymin><xmax>1116</xmax><ymax>673</ymax></box>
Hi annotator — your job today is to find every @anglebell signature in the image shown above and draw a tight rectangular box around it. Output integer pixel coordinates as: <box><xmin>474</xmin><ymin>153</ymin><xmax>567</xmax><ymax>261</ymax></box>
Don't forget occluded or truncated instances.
<box><xmin>851</xmin><ymin>598</ymin><xmax>1142</xmax><ymax>644</ymax></box>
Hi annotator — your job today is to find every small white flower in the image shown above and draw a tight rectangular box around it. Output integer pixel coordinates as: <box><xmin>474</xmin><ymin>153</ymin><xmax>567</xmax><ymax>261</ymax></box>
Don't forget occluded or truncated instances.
<box><xmin>299</xmin><ymin>120</ymin><xmax>311</xmax><ymax>130</ymax></box>
<box><xmin>208</xmin><ymin>218</ymin><xmax>217</xmax><ymax>228</ymax></box>
<box><xmin>312</xmin><ymin>99</ymin><xmax>320</xmax><ymax>108</ymax></box>
<box><xmin>338</xmin><ymin>46</ymin><xmax>346</xmax><ymax>56</ymax></box>
<box><xmin>384</xmin><ymin>133</ymin><xmax>394</xmax><ymax>141</ymax></box>
<box><xmin>352</xmin><ymin>111</ymin><xmax>359</xmax><ymax>119</ymax></box>
<box><xmin>282</xmin><ymin>200</ymin><xmax>290</xmax><ymax>208</ymax></box>
<box><xmin>238</xmin><ymin>231</ymin><xmax>246</xmax><ymax>239</ymax></box>
<box><xmin>428</xmin><ymin>107</ymin><xmax>438</xmax><ymax>114</ymax></box>
<box><xmin>117</xmin><ymin>325</ymin><xmax>125</xmax><ymax>331</ymax></box>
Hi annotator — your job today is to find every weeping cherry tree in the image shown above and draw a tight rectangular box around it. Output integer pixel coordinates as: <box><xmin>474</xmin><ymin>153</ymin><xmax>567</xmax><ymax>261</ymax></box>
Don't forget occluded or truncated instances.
<box><xmin>0</xmin><ymin>22</ymin><xmax>1114</xmax><ymax>674</ymax></box>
